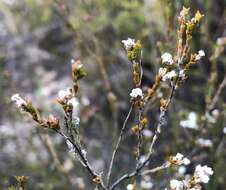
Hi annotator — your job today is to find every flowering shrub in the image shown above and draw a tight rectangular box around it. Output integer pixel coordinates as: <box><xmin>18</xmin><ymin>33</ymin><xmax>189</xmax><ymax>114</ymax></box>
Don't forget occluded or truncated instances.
<box><xmin>10</xmin><ymin>5</ymin><xmax>221</xmax><ymax>190</ymax></box>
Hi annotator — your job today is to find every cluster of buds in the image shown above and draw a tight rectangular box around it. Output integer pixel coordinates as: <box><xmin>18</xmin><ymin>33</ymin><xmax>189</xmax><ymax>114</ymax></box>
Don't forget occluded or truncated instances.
<box><xmin>122</xmin><ymin>38</ymin><xmax>142</xmax><ymax>87</ymax></box>
<box><xmin>145</xmin><ymin>7</ymin><xmax>204</xmax><ymax>103</ymax></box>
<box><xmin>169</xmin><ymin>153</ymin><xmax>190</xmax><ymax>166</ymax></box>
<box><xmin>14</xmin><ymin>176</ymin><xmax>29</xmax><ymax>189</ymax></box>
<box><xmin>170</xmin><ymin>164</ymin><xmax>213</xmax><ymax>190</ymax></box>
<box><xmin>11</xmin><ymin>94</ymin><xmax>60</xmax><ymax>130</ymax></box>
<box><xmin>131</xmin><ymin>117</ymin><xmax>148</xmax><ymax>134</ymax></box>
<box><xmin>71</xmin><ymin>59</ymin><xmax>87</xmax><ymax>94</ymax></box>
<box><xmin>122</xmin><ymin>38</ymin><xmax>141</xmax><ymax>62</ymax></box>
<box><xmin>185</xmin><ymin>50</ymin><xmax>205</xmax><ymax>69</ymax></box>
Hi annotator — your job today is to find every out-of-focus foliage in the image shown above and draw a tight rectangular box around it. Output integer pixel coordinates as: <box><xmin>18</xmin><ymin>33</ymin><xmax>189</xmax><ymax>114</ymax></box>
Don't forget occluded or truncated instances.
<box><xmin>0</xmin><ymin>0</ymin><xmax>225</xmax><ymax>189</ymax></box>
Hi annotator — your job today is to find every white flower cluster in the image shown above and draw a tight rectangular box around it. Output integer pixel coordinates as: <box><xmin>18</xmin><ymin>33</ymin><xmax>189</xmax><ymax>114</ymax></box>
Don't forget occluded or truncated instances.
<box><xmin>129</xmin><ymin>88</ymin><xmax>143</xmax><ymax>99</ymax></box>
<box><xmin>11</xmin><ymin>93</ymin><xmax>27</xmax><ymax>110</ymax></box>
<box><xmin>180</xmin><ymin>112</ymin><xmax>198</xmax><ymax>129</ymax></box>
<box><xmin>161</xmin><ymin>53</ymin><xmax>174</xmax><ymax>65</ymax></box>
<box><xmin>171</xmin><ymin>153</ymin><xmax>190</xmax><ymax>165</ymax></box>
<box><xmin>158</xmin><ymin>67</ymin><xmax>186</xmax><ymax>82</ymax></box>
<box><xmin>195</xmin><ymin>50</ymin><xmax>205</xmax><ymax>61</ymax></box>
<box><xmin>122</xmin><ymin>38</ymin><xmax>135</xmax><ymax>51</ymax></box>
<box><xmin>170</xmin><ymin>165</ymin><xmax>213</xmax><ymax>190</ymax></box>
<box><xmin>193</xmin><ymin>165</ymin><xmax>214</xmax><ymax>184</ymax></box>
<box><xmin>162</xmin><ymin>70</ymin><xmax>177</xmax><ymax>81</ymax></box>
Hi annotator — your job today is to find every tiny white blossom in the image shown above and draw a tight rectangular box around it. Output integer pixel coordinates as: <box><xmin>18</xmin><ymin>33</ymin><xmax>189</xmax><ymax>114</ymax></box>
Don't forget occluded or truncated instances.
<box><xmin>130</xmin><ymin>88</ymin><xmax>143</xmax><ymax>99</ymax></box>
<box><xmin>197</xmin><ymin>138</ymin><xmax>213</xmax><ymax>147</ymax></box>
<box><xmin>179</xmin><ymin>69</ymin><xmax>186</xmax><ymax>80</ymax></box>
<box><xmin>142</xmin><ymin>129</ymin><xmax>153</xmax><ymax>138</ymax></box>
<box><xmin>161</xmin><ymin>53</ymin><xmax>174</xmax><ymax>65</ymax></box>
<box><xmin>141</xmin><ymin>180</ymin><xmax>153</xmax><ymax>189</ymax></box>
<box><xmin>194</xmin><ymin>165</ymin><xmax>213</xmax><ymax>184</ymax></box>
<box><xmin>178</xmin><ymin>166</ymin><xmax>186</xmax><ymax>175</ymax></box>
<box><xmin>195</xmin><ymin>50</ymin><xmax>205</xmax><ymax>61</ymax></box>
<box><xmin>58</xmin><ymin>88</ymin><xmax>72</xmax><ymax>101</ymax></box>
<box><xmin>67</xmin><ymin>97</ymin><xmax>79</xmax><ymax>107</ymax></box>
<box><xmin>162</xmin><ymin>70</ymin><xmax>177</xmax><ymax>81</ymax></box>
<box><xmin>180</xmin><ymin>112</ymin><xmax>198</xmax><ymax>129</ymax></box>
<box><xmin>170</xmin><ymin>179</ymin><xmax>184</xmax><ymax>190</ymax></box>
<box><xmin>158</xmin><ymin>67</ymin><xmax>167</xmax><ymax>77</ymax></box>
<box><xmin>223</xmin><ymin>127</ymin><xmax>226</xmax><ymax>134</ymax></box>
<box><xmin>171</xmin><ymin>153</ymin><xmax>190</xmax><ymax>165</ymax></box>
<box><xmin>122</xmin><ymin>38</ymin><xmax>135</xmax><ymax>51</ymax></box>
<box><xmin>11</xmin><ymin>93</ymin><xmax>27</xmax><ymax>109</ymax></box>
<box><xmin>126</xmin><ymin>184</ymin><xmax>134</xmax><ymax>190</ymax></box>
<box><xmin>183</xmin><ymin>158</ymin><xmax>191</xmax><ymax>165</ymax></box>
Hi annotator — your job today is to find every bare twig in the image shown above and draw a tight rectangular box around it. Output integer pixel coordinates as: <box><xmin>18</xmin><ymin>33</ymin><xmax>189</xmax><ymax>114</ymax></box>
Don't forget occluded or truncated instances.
<box><xmin>106</xmin><ymin>104</ymin><xmax>134</xmax><ymax>187</ymax></box>
<box><xmin>208</xmin><ymin>73</ymin><xmax>226</xmax><ymax>110</ymax></box>
<box><xmin>141</xmin><ymin>162</ymin><xmax>171</xmax><ymax>176</ymax></box>
<box><xmin>136</xmin><ymin>110</ymin><xmax>142</xmax><ymax>163</ymax></box>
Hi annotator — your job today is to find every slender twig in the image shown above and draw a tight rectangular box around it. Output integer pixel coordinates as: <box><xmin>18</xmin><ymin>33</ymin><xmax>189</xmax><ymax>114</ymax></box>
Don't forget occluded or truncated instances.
<box><xmin>136</xmin><ymin>109</ymin><xmax>142</xmax><ymax>163</ymax></box>
<box><xmin>140</xmin><ymin>162</ymin><xmax>171</xmax><ymax>176</ymax></box>
<box><xmin>106</xmin><ymin>104</ymin><xmax>134</xmax><ymax>187</ymax></box>
<box><xmin>208</xmin><ymin>73</ymin><xmax>226</xmax><ymax>111</ymax></box>
<box><xmin>136</xmin><ymin>50</ymin><xmax>144</xmax><ymax>163</ymax></box>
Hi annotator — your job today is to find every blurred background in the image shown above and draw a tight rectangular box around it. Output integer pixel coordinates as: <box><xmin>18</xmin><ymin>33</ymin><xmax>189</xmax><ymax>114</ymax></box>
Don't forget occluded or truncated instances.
<box><xmin>0</xmin><ymin>0</ymin><xmax>226</xmax><ymax>189</ymax></box>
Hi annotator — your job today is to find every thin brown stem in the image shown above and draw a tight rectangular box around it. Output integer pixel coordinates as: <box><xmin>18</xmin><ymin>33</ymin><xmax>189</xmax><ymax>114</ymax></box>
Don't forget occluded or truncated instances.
<box><xmin>106</xmin><ymin>104</ymin><xmax>134</xmax><ymax>187</ymax></box>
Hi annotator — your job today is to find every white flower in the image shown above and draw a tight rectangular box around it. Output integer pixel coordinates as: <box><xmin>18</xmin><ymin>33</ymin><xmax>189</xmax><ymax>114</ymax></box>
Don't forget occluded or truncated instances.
<box><xmin>158</xmin><ymin>67</ymin><xmax>167</xmax><ymax>77</ymax></box>
<box><xmin>58</xmin><ymin>88</ymin><xmax>72</xmax><ymax>101</ymax></box>
<box><xmin>194</xmin><ymin>165</ymin><xmax>213</xmax><ymax>184</ymax></box>
<box><xmin>195</xmin><ymin>50</ymin><xmax>205</xmax><ymax>61</ymax></box>
<box><xmin>162</xmin><ymin>70</ymin><xmax>177</xmax><ymax>81</ymax></box>
<box><xmin>67</xmin><ymin>97</ymin><xmax>79</xmax><ymax>107</ymax></box>
<box><xmin>170</xmin><ymin>179</ymin><xmax>184</xmax><ymax>190</ymax></box>
<box><xmin>179</xmin><ymin>69</ymin><xmax>186</xmax><ymax>80</ymax></box>
<box><xmin>161</xmin><ymin>53</ymin><xmax>174</xmax><ymax>65</ymax></box>
<box><xmin>180</xmin><ymin>112</ymin><xmax>198</xmax><ymax>129</ymax></box>
<box><xmin>178</xmin><ymin>166</ymin><xmax>186</xmax><ymax>175</ymax></box>
<box><xmin>142</xmin><ymin>129</ymin><xmax>153</xmax><ymax>138</ymax></box>
<box><xmin>197</xmin><ymin>138</ymin><xmax>213</xmax><ymax>147</ymax></box>
<box><xmin>223</xmin><ymin>127</ymin><xmax>226</xmax><ymax>134</ymax></box>
<box><xmin>130</xmin><ymin>88</ymin><xmax>143</xmax><ymax>99</ymax></box>
<box><xmin>11</xmin><ymin>93</ymin><xmax>27</xmax><ymax>109</ymax></box>
<box><xmin>141</xmin><ymin>180</ymin><xmax>153</xmax><ymax>189</ymax></box>
<box><xmin>198</xmin><ymin>50</ymin><xmax>205</xmax><ymax>57</ymax></box>
<box><xmin>122</xmin><ymin>38</ymin><xmax>135</xmax><ymax>51</ymax></box>
<box><xmin>171</xmin><ymin>153</ymin><xmax>190</xmax><ymax>165</ymax></box>
<box><xmin>126</xmin><ymin>184</ymin><xmax>134</xmax><ymax>190</ymax></box>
